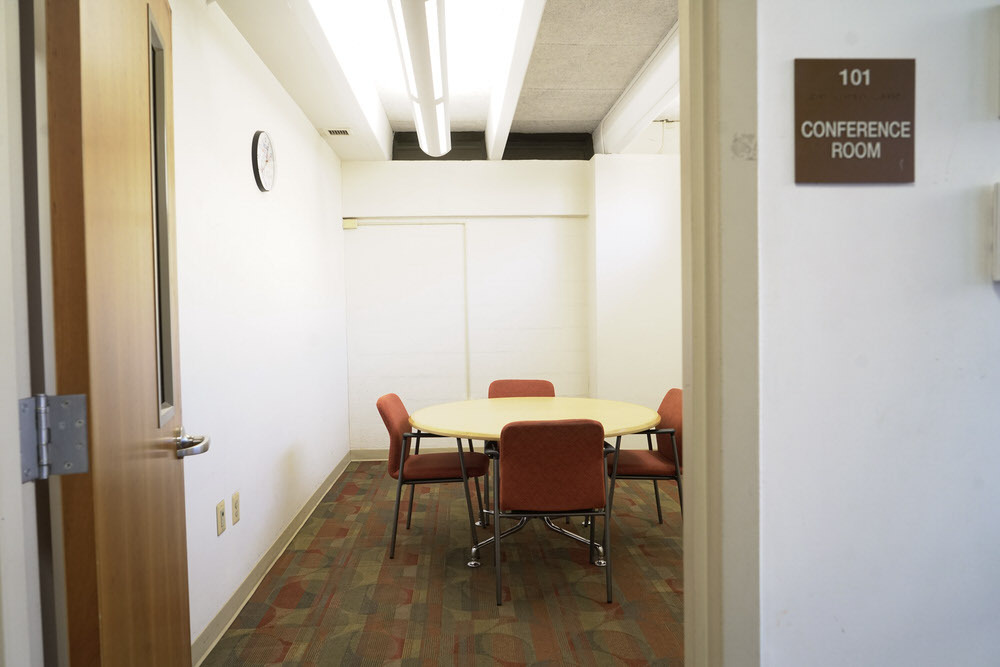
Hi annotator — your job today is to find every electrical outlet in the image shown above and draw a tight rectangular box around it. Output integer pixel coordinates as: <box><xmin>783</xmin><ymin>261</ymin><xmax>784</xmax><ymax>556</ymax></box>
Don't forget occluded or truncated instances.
<box><xmin>216</xmin><ymin>500</ymin><xmax>226</xmax><ymax>536</ymax></box>
<box><xmin>232</xmin><ymin>492</ymin><xmax>240</xmax><ymax>525</ymax></box>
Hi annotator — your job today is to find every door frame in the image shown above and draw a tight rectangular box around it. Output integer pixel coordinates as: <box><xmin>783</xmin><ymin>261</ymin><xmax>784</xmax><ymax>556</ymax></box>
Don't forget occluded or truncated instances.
<box><xmin>681</xmin><ymin>0</ymin><xmax>761</xmax><ymax>664</ymax></box>
<box><xmin>0</xmin><ymin>0</ymin><xmax>46</xmax><ymax>663</ymax></box>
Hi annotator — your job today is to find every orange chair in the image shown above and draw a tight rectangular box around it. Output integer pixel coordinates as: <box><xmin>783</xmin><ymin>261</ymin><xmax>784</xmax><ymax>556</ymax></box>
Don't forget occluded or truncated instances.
<box><xmin>608</xmin><ymin>388</ymin><xmax>683</xmax><ymax>522</ymax></box>
<box><xmin>479</xmin><ymin>379</ymin><xmax>556</xmax><ymax>527</ymax></box>
<box><xmin>488</xmin><ymin>379</ymin><xmax>555</xmax><ymax>399</ymax></box>
<box><xmin>492</xmin><ymin>419</ymin><xmax>618</xmax><ymax>605</ymax></box>
<box><xmin>376</xmin><ymin>394</ymin><xmax>489</xmax><ymax>559</ymax></box>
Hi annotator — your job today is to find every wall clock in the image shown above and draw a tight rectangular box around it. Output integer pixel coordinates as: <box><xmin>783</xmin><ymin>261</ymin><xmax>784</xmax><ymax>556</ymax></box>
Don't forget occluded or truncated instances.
<box><xmin>251</xmin><ymin>130</ymin><xmax>275</xmax><ymax>192</ymax></box>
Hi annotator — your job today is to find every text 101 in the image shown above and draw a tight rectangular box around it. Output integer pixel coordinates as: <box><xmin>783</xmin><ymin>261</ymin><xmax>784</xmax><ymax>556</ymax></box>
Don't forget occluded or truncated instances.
<box><xmin>839</xmin><ymin>68</ymin><xmax>871</xmax><ymax>86</ymax></box>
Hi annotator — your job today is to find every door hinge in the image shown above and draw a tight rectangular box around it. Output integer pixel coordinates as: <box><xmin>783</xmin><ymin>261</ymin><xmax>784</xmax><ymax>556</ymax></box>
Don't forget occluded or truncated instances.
<box><xmin>19</xmin><ymin>394</ymin><xmax>89</xmax><ymax>483</ymax></box>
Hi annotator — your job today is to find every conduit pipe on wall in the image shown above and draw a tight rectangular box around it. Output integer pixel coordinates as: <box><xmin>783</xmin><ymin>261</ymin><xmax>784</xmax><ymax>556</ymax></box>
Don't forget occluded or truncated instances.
<box><xmin>389</xmin><ymin>0</ymin><xmax>451</xmax><ymax>157</ymax></box>
<box><xmin>593</xmin><ymin>23</ymin><xmax>680</xmax><ymax>154</ymax></box>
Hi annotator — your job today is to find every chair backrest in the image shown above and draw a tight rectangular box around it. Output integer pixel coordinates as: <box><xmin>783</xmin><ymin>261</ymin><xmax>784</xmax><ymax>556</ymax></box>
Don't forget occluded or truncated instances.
<box><xmin>654</xmin><ymin>388</ymin><xmax>683</xmax><ymax>465</ymax></box>
<box><xmin>498</xmin><ymin>419</ymin><xmax>606</xmax><ymax>512</ymax></box>
<box><xmin>488</xmin><ymin>379</ymin><xmax>555</xmax><ymax>399</ymax></box>
<box><xmin>376</xmin><ymin>393</ymin><xmax>412</xmax><ymax>477</ymax></box>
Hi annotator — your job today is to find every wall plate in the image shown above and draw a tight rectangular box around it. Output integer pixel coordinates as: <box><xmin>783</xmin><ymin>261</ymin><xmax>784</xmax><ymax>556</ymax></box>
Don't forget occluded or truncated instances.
<box><xmin>216</xmin><ymin>500</ymin><xmax>226</xmax><ymax>536</ymax></box>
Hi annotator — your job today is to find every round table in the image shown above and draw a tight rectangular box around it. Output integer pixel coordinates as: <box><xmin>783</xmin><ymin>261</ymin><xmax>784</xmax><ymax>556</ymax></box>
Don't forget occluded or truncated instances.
<box><xmin>408</xmin><ymin>397</ymin><xmax>661</xmax><ymax>567</ymax></box>
<box><xmin>409</xmin><ymin>397</ymin><xmax>660</xmax><ymax>440</ymax></box>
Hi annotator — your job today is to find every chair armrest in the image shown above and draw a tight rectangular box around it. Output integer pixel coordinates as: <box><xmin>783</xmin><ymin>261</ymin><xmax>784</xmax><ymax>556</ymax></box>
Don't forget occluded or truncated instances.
<box><xmin>402</xmin><ymin>432</ymin><xmax>449</xmax><ymax>441</ymax></box>
<box><xmin>403</xmin><ymin>430</ymin><xmax>449</xmax><ymax>456</ymax></box>
<box><xmin>402</xmin><ymin>431</ymin><xmax>448</xmax><ymax>440</ymax></box>
<box><xmin>641</xmin><ymin>427</ymin><xmax>676</xmax><ymax>435</ymax></box>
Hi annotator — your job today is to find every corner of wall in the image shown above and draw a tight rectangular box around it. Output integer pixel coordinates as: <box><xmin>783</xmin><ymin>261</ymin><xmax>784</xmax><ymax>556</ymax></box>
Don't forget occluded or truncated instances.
<box><xmin>586</xmin><ymin>156</ymin><xmax>599</xmax><ymax>399</ymax></box>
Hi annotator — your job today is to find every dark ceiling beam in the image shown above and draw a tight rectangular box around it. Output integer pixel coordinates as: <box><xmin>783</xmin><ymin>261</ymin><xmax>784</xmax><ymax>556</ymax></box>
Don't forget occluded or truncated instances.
<box><xmin>392</xmin><ymin>132</ymin><xmax>594</xmax><ymax>161</ymax></box>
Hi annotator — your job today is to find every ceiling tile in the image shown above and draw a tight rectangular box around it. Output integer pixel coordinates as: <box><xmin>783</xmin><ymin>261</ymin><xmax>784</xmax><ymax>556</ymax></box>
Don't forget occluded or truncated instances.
<box><xmin>513</xmin><ymin>88</ymin><xmax>620</xmax><ymax>124</ymax></box>
<box><xmin>511</xmin><ymin>0</ymin><xmax>679</xmax><ymax>136</ymax></box>
<box><xmin>522</xmin><ymin>44</ymin><xmax>655</xmax><ymax>90</ymax></box>
<box><xmin>509</xmin><ymin>119</ymin><xmax>600</xmax><ymax>133</ymax></box>
<box><xmin>534</xmin><ymin>0</ymin><xmax>677</xmax><ymax>47</ymax></box>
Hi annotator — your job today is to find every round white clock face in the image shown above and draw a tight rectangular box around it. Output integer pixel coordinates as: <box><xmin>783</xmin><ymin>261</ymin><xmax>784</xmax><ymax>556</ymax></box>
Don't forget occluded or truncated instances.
<box><xmin>252</xmin><ymin>130</ymin><xmax>274</xmax><ymax>192</ymax></box>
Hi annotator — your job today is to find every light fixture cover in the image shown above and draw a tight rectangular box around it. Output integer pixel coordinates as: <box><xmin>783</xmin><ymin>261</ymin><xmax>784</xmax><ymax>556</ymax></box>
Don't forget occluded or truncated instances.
<box><xmin>389</xmin><ymin>0</ymin><xmax>451</xmax><ymax>157</ymax></box>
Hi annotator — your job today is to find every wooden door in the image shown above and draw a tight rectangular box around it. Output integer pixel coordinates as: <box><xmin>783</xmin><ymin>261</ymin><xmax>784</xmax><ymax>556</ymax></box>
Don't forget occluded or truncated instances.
<box><xmin>46</xmin><ymin>0</ymin><xmax>192</xmax><ymax>663</ymax></box>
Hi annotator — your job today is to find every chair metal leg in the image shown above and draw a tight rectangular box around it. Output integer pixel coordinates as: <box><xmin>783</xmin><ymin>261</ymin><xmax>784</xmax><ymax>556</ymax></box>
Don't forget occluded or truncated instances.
<box><xmin>596</xmin><ymin>462</ymin><xmax>609</xmax><ymax>568</ymax></box>
<box><xmin>668</xmin><ymin>432</ymin><xmax>683</xmax><ymax>516</ymax></box>
<box><xmin>588</xmin><ymin>513</ymin><xmax>596</xmax><ymax>564</ymax></box>
<box><xmin>493</xmin><ymin>458</ymin><xmax>502</xmax><ymax>605</ymax></box>
<box><xmin>604</xmin><ymin>435</ymin><xmax>619</xmax><ymax>597</ymax></box>
<box><xmin>456</xmin><ymin>439</ymin><xmax>481</xmax><ymax>568</ymax></box>
<box><xmin>389</xmin><ymin>475</ymin><xmax>405</xmax><ymax>559</ymax></box>
<box><xmin>606</xmin><ymin>436</ymin><xmax>621</xmax><ymax>515</ymax></box>
<box><xmin>604</xmin><ymin>509</ymin><xmax>613</xmax><ymax>603</ymax></box>
<box><xmin>473</xmin><ymin>477</ymin><xmax>485</xmax><ymax>526</ymax></box>
<box><xmin>482</xmin><ymin>463</ymin><xmax>490</xmax><ymax>527</ymax></box>
<box><xmin>406</xmin><ymin>484</ymin><xmax>416</xmax><ymax>529</ymax></box>
<box><xmin>653</xmin><ymin>480</ymin><xmax>663</xmax><ymax>524</ymax></box>
<box><xmin>466</xmin><ymin>439</ymin><xmax>486</xmax><ymax>526</ymax></box>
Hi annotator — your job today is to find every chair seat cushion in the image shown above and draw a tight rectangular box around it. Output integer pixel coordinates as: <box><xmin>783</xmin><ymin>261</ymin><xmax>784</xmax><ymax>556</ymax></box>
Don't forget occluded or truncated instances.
<box><xmin>609</xmin><ymin>449</ymin><xmax>679</xmax><ymax>477</ymax></box>
<box><xmin>392</xmin><ymin>451</ymin><xmax>489</xmax><ymax>481</ymax></box>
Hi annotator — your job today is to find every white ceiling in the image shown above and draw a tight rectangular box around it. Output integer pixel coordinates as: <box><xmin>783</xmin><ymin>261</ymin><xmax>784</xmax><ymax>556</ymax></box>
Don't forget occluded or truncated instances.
<box><xmin>312</xmin><ymin>1</ymin><xmax>525</xmax><ymax>132</ymax></box>
<box><xmin>218</xmin><ymin>0</ymin><xmax>680</xmax><ymax>159</ymax></box>
<box><xmin>513</xmin><ymin>0</ymin><xmax>679</xmax><ymax>133</ymax></box>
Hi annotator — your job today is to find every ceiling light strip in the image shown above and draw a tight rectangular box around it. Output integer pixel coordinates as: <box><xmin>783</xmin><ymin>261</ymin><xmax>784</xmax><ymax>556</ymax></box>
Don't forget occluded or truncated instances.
<box><xmin>389</xmin><ymin>0</ymin><xmax>451</xmax><ymax>157</ymax></box>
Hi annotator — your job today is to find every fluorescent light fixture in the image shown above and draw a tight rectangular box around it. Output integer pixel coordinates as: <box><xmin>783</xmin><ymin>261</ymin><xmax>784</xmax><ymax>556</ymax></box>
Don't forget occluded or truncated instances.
<box><xmin>412</xmin><ymin>101</ymin><xmax>427</xmax><ymax>143</ymax></box>
<box><xmin>389</xmin><ymin>0</ymin><xmax>451</xmax><ymax>156</ymax></box>
<box><xmin>425</xmin><ymin>0</ymin><xmax>443</xmax><ymax>99</ymax></box>
<box><xmin>389</xmin><ymin>1</ymin><xmax>418</xmax><ymax>94</ymax></box>
<box><xmin>435</xmin><ymin>102</ymin><xmax>447</xmax><ymax>146</ymax></box>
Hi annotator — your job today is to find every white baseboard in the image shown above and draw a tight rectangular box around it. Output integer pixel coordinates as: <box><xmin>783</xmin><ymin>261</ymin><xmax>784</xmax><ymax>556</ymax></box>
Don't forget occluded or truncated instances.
<box><xmin>190</xmin><ymin>449</ymin><xmax>352</xmax><ymax>666</ymax></box>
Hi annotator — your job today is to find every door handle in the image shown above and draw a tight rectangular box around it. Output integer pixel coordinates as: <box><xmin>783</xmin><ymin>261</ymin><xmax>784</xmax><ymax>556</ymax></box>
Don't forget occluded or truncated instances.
<box><xmin>175</xmin><ymin>429</ymin><xmax>210</xmax><ymax>458</ymax></box>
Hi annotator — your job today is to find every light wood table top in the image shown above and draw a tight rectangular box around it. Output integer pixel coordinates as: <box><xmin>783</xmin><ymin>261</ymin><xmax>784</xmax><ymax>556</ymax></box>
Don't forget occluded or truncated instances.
<box><xmin>408</xmin><ymin>397</ymin><xmax>661</xmax><ymax>441</ymax></box>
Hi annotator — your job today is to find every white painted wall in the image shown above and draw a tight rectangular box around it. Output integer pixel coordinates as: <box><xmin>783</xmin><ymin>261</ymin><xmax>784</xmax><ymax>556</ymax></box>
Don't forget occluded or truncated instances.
<box><xmin>591</xmin><ymin>154</ymin><xmax>683</xmax><ymax>419</ymax></box>
<box><xmin>342</xmin><ymin>157</ymin><xmax>677</xmax><ymax>451</ymax></box>
<box><xmin>344</xmin><ymin>223</ymin><xmax>468</xmax><ymax>451</ymax></box>
<box><xmin>623</xmin><ymin>121</ymin><xmax>681</xmax><ymax>156</ymax></box>
<box><xmin>342</xmin><ymin>161</ymin><xmax>595</xmax><ymax>452</ymax></box>
<box><xmin>172</xmin><ymin>0</ymin><xmax>349</xmax><ymax>642</ymax></box>
<box><xmin>344</xmin><ymin>216</ymin><xmax>590</xmax><ymax>452</ymax></box>
<box><xmin>466</xmin><ymin>217</ymin><xmax>590</xmax><ymax>398</ymax></box>
<box><xmin>0</xmin><ymin>3</ymin><xmax>43</xmax><ymax>663</ymax></box>
<box><xmin>757</xmin><ymin>1</ymin><xmax>1000</xmax><ymax>663</ymax></box>
<box><xmin>611</xmin><ymin>128</ymin><xmax>685</xmax><ymax>449</ymax></box>
<box><xmin>342</xmin><ymin>160</ymin><xmax>591</xmax><ymax>218</ymax></box>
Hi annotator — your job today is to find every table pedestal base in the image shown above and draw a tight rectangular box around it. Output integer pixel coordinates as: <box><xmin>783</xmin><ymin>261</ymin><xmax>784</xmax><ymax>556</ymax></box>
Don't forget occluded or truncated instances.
<box><xmin>541</xmin><ymin>517</ymin><xmax>607</xmax><ymax>567</ymax></box>
<box><xmin>467</xmin><ymin>516</ymin><xmax>606</xmax><ymax>568</ymax></box>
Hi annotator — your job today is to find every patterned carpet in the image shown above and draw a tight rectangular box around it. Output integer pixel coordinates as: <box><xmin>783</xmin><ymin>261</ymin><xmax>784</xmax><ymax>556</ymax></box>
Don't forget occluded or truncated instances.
<box><xmin>203</xmin><ymin>460</ymin><xmax>683</xmax><ymax>665</ymax></box>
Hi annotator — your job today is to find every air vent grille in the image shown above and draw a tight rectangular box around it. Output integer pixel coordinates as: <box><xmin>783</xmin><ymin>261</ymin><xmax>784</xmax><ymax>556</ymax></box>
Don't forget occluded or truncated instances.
<box><xmin>326</xmin><ymin>128</ymin><xmax>350</xmax><ymax>136</ymax></box>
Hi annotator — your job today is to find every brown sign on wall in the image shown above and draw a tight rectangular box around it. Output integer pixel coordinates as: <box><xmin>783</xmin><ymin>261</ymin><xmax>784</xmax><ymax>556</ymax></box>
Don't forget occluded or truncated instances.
<box><xmin>795</xmin><ymin>59</ymin><xmax>915</xmax><ymax>183</ymax></box>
